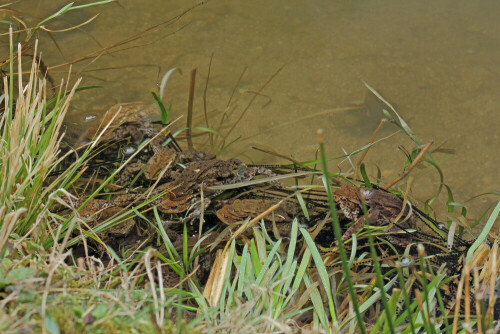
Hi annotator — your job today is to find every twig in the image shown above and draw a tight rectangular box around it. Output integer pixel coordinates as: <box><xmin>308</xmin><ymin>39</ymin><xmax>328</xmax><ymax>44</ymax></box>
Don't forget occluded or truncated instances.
<box><xmin>203</xmin><ymin>54</ymin><xmax>213</xmax><ymax>130</ymax></box>
<box><xmin>384</xmin><ymin>141</ymin><xmax>433</xmax><ymax>190</ymax></box>
<box><xmin>452</xmin><ymin>265</ymin><xmax>465</xmax><ymax>334</ymax></box>
<box><xmin>186</xmin><ymin>68</ymin><xmax>197</xmax><ymax>150</ymax></box>
<box><xmin>251</xmin><ymin>146</ymin><xmax>314</xmax><ymax>171</ymax></box>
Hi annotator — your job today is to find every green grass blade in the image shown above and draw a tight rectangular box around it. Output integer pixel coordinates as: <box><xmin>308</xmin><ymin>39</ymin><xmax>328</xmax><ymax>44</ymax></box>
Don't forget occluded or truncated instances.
<box><xmin>295</xmin><ymin>193</ymin><xmax>310</xmax><ymax>220</ymax></box>
<box><xmin>237</xmin><ymin>243</ymin><xmax>250</xmax><ymax>294</ymax></box>
<box><xmin>467</xmin><ymin>201</ymin><xmax>500</xmax><ymax>262</ymax></box>
<box><xmin>360</xmin><ymin>163</ymin><xmax>372</xmax><ymax>187</ymax></box>
<box><xmin>304</xmin><ymin>275</ymin><xmax>329</xmax><ymax>329</ymax></box>
<box><xmin>300</xmin><ymin>227</ymin><xmax>337</xmax><ymax>323</ymax></box>
<box><xmin>193</xmin><ymin>127</ymin><xmax>221</xmax><ymax>136</ymax></box>
<box><xmin>70</xmin><ymin>0</ymin><xmax>116</xmax><ymax>11</ymax></box>
<box><xmin>394</xmin><ymin>264</ymin><xmax>417</xmax><ymax>333</ymax></box>
<box><xmin>283</xmin><ymin>218</ymin><xmax>298</xmax><ymax>275</ymax></box>
<box><xmin>249</xmin><ymin>239</ymin><xmax>262</xmax><ymax>276</ymax></box>
<box><xmin>255</xmin><ymin>239</ymin><xmax>281</xmax><ymax>286</ymax></box>
<box><xmin>152</xmin><ymin>92</ymin><xmax>169</xmax><ymax>124</ymax></box>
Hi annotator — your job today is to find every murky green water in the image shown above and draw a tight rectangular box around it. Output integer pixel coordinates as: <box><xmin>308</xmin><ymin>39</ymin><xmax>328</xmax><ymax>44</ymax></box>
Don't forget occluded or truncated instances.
<box><xmin>5</xmin><ymin>0</ymin><xmax>499</xmax><ymax>223</ymax></box>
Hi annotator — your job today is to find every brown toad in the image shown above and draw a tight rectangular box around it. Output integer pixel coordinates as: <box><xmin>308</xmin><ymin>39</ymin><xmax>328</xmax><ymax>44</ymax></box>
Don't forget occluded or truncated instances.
<box><xmin>216</xmin><ymin>198</ymin><xmax>298</xmax><ymax>224</ymax></box>
<box><xmin>76</xmin><ymin>195</ymin><xmax>140</xmax><ymax>252</ymax></box>
<box><xmin>154</xmin><ymin>158</ymin><xmax>248</xmax><ymax>214</ymax></box>
<box><xmin>334</xmin><ymin>186</ymin><xmax>416</xmax><ymax>243</ymax></box>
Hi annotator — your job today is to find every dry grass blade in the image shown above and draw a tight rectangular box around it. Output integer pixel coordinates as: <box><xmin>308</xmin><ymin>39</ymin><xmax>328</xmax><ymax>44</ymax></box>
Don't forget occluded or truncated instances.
<box><xmin>203</xmin><ymin>248</ymin><xmax>230</xmax><ymax>307</ymax></box>
<box><xmin>464</xmin><ymin>263</ymin><xmax>471</xmax><ymax>326</ymax></box>
<box><xmin>0</xmin><ymin>208</ymin><xmax>26</xmax><ymax>254</ymax></box>
<box><xmin>473</xmin><ymin>267</ymin><xmax>483</xmax><ymax>334</ymax></box>
<box><xmin>145</xmin><ymin>249</ymin><xmax>163</xmax><ymax>327</ymax></box>
<box><xmin>39</xmin><ymin>13</ymin><xmax>101</xmax><ymax>33</ymax></box>
<box><xmin>484</xmin><ymin>240</ymin><xmax>499</xmax><ymax>324</ymax></box>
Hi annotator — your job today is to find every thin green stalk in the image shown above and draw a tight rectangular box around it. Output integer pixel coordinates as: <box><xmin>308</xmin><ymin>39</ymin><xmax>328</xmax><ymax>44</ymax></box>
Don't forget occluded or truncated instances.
<box><xmin>183</xmin><ymin>222</ymin><xmax>189</xmax><ymax>273</ymax></box>
<box><xmin>8</xmin><ymin>26</ymin><xmax>13</xmax><ymax>127</ymax></box>
<box><xmin>416</xmin><ymin>246</ymin><xmax>436</xmax><ymax>334</ymax></box>
<box><xmin>359</xmin><ymin>163</ymin><xmax>372</xmax><ymax>187</ymax></box>
<box><xmin>362</xmin><ymin>198</ymin><xmax>396</xmax><ymax>334</ymax></box>
<box><xmin>396</xmin><ymin>264</ymin><xmax>417</xmax><ymax>333</ymax></box>
<box><xmin>317</xmin><ymin>129</ymin><xmax>365</xmax><ymax>333</ymax></box>
<box><xmin>426</xmin><ymin>262</ymin><xmax>450</xmax><ymax>331</ymax></box>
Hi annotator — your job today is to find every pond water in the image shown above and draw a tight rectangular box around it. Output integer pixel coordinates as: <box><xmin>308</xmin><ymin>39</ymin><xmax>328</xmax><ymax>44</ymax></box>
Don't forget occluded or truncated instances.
<box><xmin>6</xmin><ymin>0</ymin><xmax>499</xmax><ymax>224</ymax></box>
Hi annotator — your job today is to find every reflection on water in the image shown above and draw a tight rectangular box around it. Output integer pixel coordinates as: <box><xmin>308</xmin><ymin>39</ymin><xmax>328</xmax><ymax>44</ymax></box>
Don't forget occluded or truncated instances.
<box><xmin>5</xmin><ymin>0</ymin><xmax>499</xmax><ymax>222</ymax></box>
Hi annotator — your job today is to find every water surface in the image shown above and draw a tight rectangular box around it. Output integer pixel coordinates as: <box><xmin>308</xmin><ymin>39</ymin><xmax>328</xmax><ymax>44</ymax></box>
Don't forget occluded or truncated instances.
<box><xmin>7</xmin><ymin>0</ymin><xmax>499</xmax><ymax>223</ymax></box>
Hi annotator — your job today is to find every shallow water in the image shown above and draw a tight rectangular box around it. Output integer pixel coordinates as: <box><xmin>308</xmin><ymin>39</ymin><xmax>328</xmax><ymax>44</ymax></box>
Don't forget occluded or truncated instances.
<box><xmin>6</xmin><ymin>0</ymin><xmax>499</xmax><ymax>224</ymax></box>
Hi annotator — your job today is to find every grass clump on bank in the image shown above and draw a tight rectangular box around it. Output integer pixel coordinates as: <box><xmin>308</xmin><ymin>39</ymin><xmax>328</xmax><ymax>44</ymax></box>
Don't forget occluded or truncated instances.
<box><xmin>0</xmin><ymin>37</ymin><xmax>81</xmax><ymax>254</ymax></box>
<box><xmin>0</xmin><ymin>31</ymin><xmax>182</xmax><ymax>333</ymax></box>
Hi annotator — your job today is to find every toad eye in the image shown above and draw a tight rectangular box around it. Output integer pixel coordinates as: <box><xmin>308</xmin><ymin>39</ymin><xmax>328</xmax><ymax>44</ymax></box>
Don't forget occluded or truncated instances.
<box><xmin>362</xmin><ymin>189</ymin><xmax>373</xmax><ymax>203</ymax></box>
<box><xmin>362</xmin><ymin>189</ymin><xmax>373</xmax><ymax>197</ymax></box>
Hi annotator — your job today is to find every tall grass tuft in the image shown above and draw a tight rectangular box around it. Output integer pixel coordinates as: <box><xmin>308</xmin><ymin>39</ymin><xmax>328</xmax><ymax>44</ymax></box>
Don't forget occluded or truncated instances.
<box><xmin>0</xmin><ymin>28</ymin><xmax>81</xmax><ymax>255</ymax></box>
